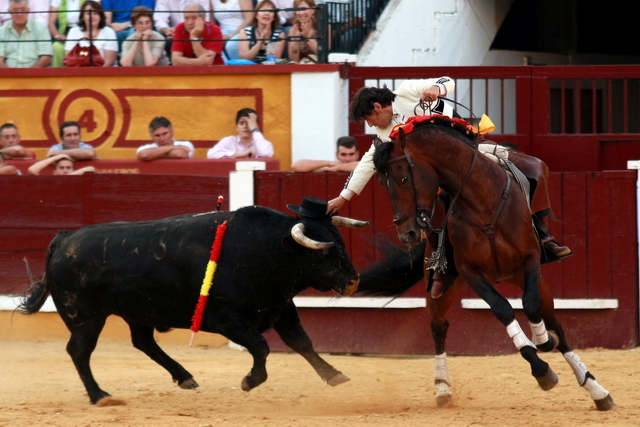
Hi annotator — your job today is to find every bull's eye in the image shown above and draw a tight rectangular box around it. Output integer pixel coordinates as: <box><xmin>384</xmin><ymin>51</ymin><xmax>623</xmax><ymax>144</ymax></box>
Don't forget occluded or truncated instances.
<box><xmin>401</xmin><ymin>176</ymin><xmax>408</xmax><ymax>184</ymax></box>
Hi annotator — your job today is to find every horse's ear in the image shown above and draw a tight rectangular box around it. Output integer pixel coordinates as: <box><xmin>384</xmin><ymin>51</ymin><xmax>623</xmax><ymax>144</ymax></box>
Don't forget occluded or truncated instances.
<box><xmin>372</xmin><ymin>136</ymin><xmax>383</xmax><ymax>148</ymax></box>
<box><xmin>398</xmin><ymin>127</ymin><xmax>406</xmax><ymax>149</ymax></box>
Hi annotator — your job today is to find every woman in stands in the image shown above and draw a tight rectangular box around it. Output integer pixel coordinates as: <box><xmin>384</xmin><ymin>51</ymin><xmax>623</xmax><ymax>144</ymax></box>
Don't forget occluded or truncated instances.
<box><xmin>238</xmin><ymin>0</ymin><xmax>286</xmax><ymax>63</ymax></box>
<box><xmin>120</xmin><ymin>6</ymin><xmax>169</xmax><ymax>66</ymax></box>
<box><xmin>287</xmin><ymin>0</ymin><xmax>318</xmax><ymax>63</ymax></box>
<box><xmin>64</xmin><ymin>1</ymin><xmax>118</xmax><ymax>67</ymax></box>
<box><xmin>211</xmin><ymin>0</ymin><xmax>255</xmax><ymax>60</ymax></box>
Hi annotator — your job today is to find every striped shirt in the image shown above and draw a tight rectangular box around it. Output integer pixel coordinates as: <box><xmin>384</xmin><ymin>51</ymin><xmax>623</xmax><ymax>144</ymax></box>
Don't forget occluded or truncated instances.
<box><xmin>0</xmin><ymin>19</ymin><xmax>52</xmax><ymax>68</ymax></box>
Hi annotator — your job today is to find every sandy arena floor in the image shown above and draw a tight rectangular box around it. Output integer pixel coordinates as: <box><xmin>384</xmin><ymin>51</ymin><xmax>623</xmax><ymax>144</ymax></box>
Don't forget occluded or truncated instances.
<box><xmin>0</xmin><ymin>314</ymin><xmax>638</xmax><ymax>427</ymax></box>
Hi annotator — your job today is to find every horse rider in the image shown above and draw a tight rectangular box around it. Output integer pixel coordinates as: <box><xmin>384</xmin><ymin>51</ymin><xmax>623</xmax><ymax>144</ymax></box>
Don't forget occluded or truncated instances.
<box><xmin>326</xmin><ymin>78</ymin><xmax>572</xmax><ymax>289</ymax></box>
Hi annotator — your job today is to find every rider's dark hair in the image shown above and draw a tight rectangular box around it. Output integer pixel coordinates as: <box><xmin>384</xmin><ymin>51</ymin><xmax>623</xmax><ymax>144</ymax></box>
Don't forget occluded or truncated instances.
<box><xmin>349</xmin><ymin>85</ymin><xmax>396</xmax><ymax>122</ymax></box>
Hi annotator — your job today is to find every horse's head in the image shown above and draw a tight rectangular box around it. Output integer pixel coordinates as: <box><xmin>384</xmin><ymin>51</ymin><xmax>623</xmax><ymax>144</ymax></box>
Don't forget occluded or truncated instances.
<box><xmin>373</xmin><ymin>128</ymin><xmax>441</xmax><ymax>245</ymax></box>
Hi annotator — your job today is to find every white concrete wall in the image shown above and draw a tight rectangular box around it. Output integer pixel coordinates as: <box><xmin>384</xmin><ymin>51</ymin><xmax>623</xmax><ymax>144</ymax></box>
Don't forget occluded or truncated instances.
<box><xmin>290</xmin><ymin>72</ymin><xmax>350</xmax><ymax>164</ymax></box>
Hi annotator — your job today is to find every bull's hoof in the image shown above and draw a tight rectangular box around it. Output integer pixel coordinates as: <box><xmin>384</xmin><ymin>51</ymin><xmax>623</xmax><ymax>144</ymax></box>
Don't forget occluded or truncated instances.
<box><xmin>95</xmin><ymin>396</ymin><xmax>126</xmax><ymax>407</ymax></box>
<box><xmin>326</xmin><ymin>373</ymin><xmax>350</xmax><ymax>387</ymax></box>
<box><xmin>178</xmin><ymin>377</ymin><xmax>199</xmax><ymax>389</ymax></box>
<box><xmin>595</xmin><ymin>394</ymin><xmax>617</xmax><ymax>411</ymax></box>
<box><xmin>535</xmin><ymin>367</ymin><xmax>558</xmax><ymax>391</ymax></box>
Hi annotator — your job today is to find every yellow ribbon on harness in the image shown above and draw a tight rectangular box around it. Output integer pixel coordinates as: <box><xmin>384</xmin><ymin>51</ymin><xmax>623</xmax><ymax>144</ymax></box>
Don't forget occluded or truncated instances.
<box><xmin>472</xmin><ymin>114</ymin><xmax>496</xmax><ymax>135</ymax></box>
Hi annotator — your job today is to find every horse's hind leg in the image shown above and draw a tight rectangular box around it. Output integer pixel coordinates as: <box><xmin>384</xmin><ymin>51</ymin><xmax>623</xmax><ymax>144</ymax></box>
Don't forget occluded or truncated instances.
<box><xmin>429</xmin><ymin>276</ymin><xmax>465</xmax><ymax>408</ymax></box>
<box><xmin>127</xmin><ymin>322</ymin><xmax>198</xmax><ymax>390</ymax></box>
<box><xmin>463</xmin><ymin>271</ymin><xmax>557</xmax><ymax>391</ymax></box>
<box><xmin>538</xmin><ymin>276</ymin><xmax>616</xmax><ymax>410</ymax></box>
<box><xmin>514</xmin><ymin>265</ymin><xmax>559</xmax><ymax>390</ymax></box>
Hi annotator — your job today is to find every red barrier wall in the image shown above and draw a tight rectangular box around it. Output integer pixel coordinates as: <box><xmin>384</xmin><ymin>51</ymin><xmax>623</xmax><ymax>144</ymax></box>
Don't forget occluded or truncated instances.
<box><xmin>0</xmin><ymin>174</ymin><xmax>228</xmax><ymax>294</ymax></box>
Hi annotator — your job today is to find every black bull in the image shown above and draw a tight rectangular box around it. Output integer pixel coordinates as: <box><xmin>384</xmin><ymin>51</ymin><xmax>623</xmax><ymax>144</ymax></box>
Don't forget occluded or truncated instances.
<box><xmin>20</xmin><ymin>206</ymin><xmax>366</xmax><ymax>406</ymax></box>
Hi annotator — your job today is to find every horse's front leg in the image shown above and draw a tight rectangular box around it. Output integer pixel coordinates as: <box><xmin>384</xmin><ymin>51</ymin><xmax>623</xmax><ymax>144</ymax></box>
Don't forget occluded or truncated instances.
<box><xmin>463</xmin><ymin>269</ymin><xmax>557</xmax><ymax>391</ymax></box>
<box><xmin>428</xmin><ymin>276</ymin><xmax>466</xmax><ymax>408</ymax></box>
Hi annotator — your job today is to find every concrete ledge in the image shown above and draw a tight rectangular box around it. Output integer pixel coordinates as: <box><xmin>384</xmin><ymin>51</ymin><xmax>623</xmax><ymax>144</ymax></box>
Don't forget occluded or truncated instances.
<box><xmin>461</xmin><ymin>298</ymin><xmax>619</xmax><ymax>310</ymax></box>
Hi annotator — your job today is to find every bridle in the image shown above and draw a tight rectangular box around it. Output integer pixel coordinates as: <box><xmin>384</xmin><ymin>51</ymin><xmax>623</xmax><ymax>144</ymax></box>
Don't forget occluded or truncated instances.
<box><xmin>386</xmin><ymin>130</ymin><xmax>479</xmax><ymax>235</ymax></box>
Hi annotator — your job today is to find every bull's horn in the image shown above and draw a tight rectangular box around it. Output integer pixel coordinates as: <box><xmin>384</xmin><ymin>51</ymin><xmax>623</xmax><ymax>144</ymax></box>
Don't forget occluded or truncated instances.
<box><xmin>331</xmin><ymin>216</ymin><xmax>369</xmax><ymax>228</ymax></box>
<box><xmin>291</xmin><ymin>223</ymin><xmax>334</xmax><ymax>250</ymax></box>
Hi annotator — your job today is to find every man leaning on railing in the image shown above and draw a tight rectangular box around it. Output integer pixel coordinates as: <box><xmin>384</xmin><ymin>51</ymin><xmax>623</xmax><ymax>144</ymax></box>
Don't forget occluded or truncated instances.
<box><xmin>0</xmin><ymin>0</ymin><xmax>52</xmax><ymax>68</ymax></box>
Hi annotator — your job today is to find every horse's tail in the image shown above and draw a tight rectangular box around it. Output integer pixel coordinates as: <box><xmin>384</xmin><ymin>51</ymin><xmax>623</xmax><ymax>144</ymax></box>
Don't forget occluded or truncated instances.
<box><xmin>19</xmin><ymin>231</ymin><xmax>72</xmax><ymax>314</ymax></box>
<box><xmin>357</xmin><ymin>240</ymin><xmax>426</xmax><ymax>296</ymax></box>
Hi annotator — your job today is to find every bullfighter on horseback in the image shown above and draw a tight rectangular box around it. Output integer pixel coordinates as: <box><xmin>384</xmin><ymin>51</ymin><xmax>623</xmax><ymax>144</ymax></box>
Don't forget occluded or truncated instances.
<box><xmin>326</xmin><ymin>78</ymin><xmax>572</xmax><ymax>290</ymax></box>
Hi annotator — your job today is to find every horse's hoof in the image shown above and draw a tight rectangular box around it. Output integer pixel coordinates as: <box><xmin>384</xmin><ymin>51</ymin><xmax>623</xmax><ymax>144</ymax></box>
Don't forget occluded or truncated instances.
<box><xmin>595</xmin><ymin>394</ymin><xmax>617</xmax><ymax>411</ymax></box>
<box><xmin>95</xmin><ymin>396</ymin><xmax>126</xmax><ymax>407</ymax></box>
<box><xmin>241</xmin><ymin>377</ymin><xmax>251</xmax><ymax>392</ymax></box>
<box><xmin>535</xmin><ymin>367</ymin><xmax>558</xmax><ymax>391</ymax></box>
<box><xmin>436</xmin><ymin>392</ymin><xmax>452</xmax><ymax>408</ymax></box>
<box><xmin>178</xmin><ymin>377</ymin><xmax>199</xmax><ymax>389</ymax></box>
<box><xmin>327</xmin><ymin>373</ymin><xmax>350</xmax><ymax>387</ymax></box>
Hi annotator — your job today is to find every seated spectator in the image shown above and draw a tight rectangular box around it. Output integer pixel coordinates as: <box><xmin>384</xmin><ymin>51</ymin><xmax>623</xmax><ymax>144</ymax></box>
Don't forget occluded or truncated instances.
<box><xmin>287</xmin><ymin>0</ymin><xmax>317</xmax><ymax>64</ymax></box>
<box><xmin>154</xmin><ymin>0</ymin><xmax>211</xmax><ymax>55</ymax></box>
<box><xmin>291</xmin><ymin>136</ymin><xmax>359</xmax><ymax>172</ymax></box>
<box><xmin>0</xmin><ymin>0</ymin><xmax>48</xmax><ymax>26</ymax></box>
<box><xmin>136</xmin><ymin>116</ymin><xmax>194</xmax><ymax>161</ymax></box>
<box><xmin>28</xmin><ymin>153</ymin><xmax>96</xmax><ymax>175</ymax></box>
<box><xmin>120</xmin><ymin>6</ymin><xmax>169</xmax><ymax>66</ymax></box>
<box><xmin>270</xmin><ymin>0</ymin><xmax>294</xmax><ymax>33</ymax></box>
<box><xmin>0</xmin><ymin>123</ymin><xmax>34</xmax><ymax>159</ymax></box>
<box><xmin>65</xmin><ymin>1</ymin><xmax>118</xmax><ymax>67</ymax></box>
<box><xmin>49</xmin><ymin>0</ymin><xmax>94</xmax><ymax>67</ymax></box>
<box><xmin>211</xmin><ymin>0</ymin><xmax>254</xmax><ymax>61</ymax></box>
<box><xmin>47</xmin><ymin>121</ymin><xmax>97</xmax><ymax>160</ymax></box>
<box><xmin>0</xmin><ymin>152</ymin><xmax>20</xmax><ymax>175</ymax></box>
<box><xmin>207</xmin><ymin>108</ymin><xmax>274</xmax><ymax>159</ymax></box>
<box><xmin>238</xmin><ymin>0</ymin><xmax>285</xmax><ymax>63</ymax></box>
<box><xmin>171</xmin><ymin>4</ymin><xmax>225</xmax><ymax>66</ymax></box>
<box><xmin>102</xmin><ymin>0</ymin><xmax>154</xmax><ymax>45</ymax></box>
<box><xmin>0</xmin><ymin>0</ymin><xmax>52</xmax><ymax>68</ymax></box>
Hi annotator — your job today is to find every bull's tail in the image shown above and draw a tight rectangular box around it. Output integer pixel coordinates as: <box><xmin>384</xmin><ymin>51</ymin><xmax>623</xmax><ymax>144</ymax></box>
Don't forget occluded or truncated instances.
<box><xmin>357</xmin><ymin>240</ymin><xmax>426</xmax><ymax>296</ymax></box>
<box><xmin>19</xmin><ymin>231</ymin><xmax>72</xmax><ymax>314</ymax></box>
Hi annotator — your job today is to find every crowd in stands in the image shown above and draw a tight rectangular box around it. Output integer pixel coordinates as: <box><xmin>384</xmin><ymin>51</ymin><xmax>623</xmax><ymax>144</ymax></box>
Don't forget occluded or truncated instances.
<box><xmin>0</xmin><ymin>0</ymin><xmax>363</xmax><ymax>67</ymax></box>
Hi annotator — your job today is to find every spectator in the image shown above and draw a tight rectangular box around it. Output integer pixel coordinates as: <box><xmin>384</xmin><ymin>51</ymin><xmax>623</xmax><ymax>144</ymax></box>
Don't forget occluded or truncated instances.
<box><xmin>318</xmin><ymin>0</ymin><xmax>364</xmax><ymax>52</ymax></box>
<box><xmin>102</xmin><ymin>0</ymin><xmax>154</xmax><ymax>45</ymax></box>
<box><xmin>136</xmin><ymin>116</ymin><xmax>194</xmax><ymax>161</ymax></box>
<box><xmin>171</xmin><ymin>3</ymin><xmax>225</xmax><ymax>66</ymax></box>
<box><xmin>47</xmin><ymin>121</ymin><xmax>97</xmax><ymax>160</ymax></box>
<box><xmin>291</xmin><ymin>136</ymin><xmax>359</xmax><ymax>172</ymax></box>
<box><xmin>207</xmin><ymin>108</ymin><xmax>274</xmax><ymax>159</ymax></box>
<box><xmin>28</xmin><ymin>153</ymin><xmax>96</xmax><ymax>175</ymax></box>
<box><xmin>238</xmin><ymin>0</ymin><xmax>285</xmax><ymax>64</ymax></box>
<box><xmin>153</xmin><ymin>0</ymin><xmax>211</xmax><ymax>52</ymax></box>
<box><xmin>0</xmin><ymin>123</ymin><xmax>34</xmax><ymax>159</ymax></box>
<box><xmin>0</xmin><ymin>0</ymin><xmax>52</xmax><ymax>68</ymax></box>
<box><xmin>499</xmin><ymin>141</ymin><xmax>519</xmax><ymax>151</ymax></box>
<box><xmin>270</xmin><ymin>0</ymin><xmax>293</xmax><ymax>32</ymax></box>
<box><xmin>48</xmin><ymin>0</ymin><xmax>93</xmax><ymax>67</ymax></box>
<box><xmin>65</xmin><ymin>1</ymin><xmax>118</xmax><ymax>67</ymax></box>
<box><xmin>287</xmin><ymin>0</ymin><xmax>317</xmax><ymax>63</ymax></box>
<box><xmin>211</xmin><ymin>0</ymin><xmax>254</xmax><ymax>60</ymax></box>
<box><xmin>0</xmin><ymin>0</ymin><xmax>49</xmax><ymax>26</ymax></box>
<box><xmin>0</xmin><ymin>152</ymin><xmax>20</xmax><ymax>175</ymax></box>
<box><xmin>120</xmin><ymin>6</ymin><xmax>169</xmax><ymax>66</ymax></box>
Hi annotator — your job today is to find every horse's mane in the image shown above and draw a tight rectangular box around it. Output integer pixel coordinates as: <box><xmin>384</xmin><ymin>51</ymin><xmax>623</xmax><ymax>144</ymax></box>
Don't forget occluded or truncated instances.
<box><xmin>373</xmin><ymin>116</ymin><xmax>479</xmax><ymax>176</ymax></box>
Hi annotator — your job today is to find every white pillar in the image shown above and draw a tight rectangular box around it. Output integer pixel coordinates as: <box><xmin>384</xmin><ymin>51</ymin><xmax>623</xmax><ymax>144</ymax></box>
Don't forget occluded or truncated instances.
<box><xmin>229</xmin><ymin>161</ymin><xmax>266</xmax><ymax>211</ymax></box>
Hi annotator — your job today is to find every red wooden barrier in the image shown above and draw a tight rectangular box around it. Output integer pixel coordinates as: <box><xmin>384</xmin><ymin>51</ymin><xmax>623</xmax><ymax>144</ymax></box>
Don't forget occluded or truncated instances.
<box><xmin>6</xmin><ymin>158</ymin><xmax>280</xmax><ymax>176</ymax></box>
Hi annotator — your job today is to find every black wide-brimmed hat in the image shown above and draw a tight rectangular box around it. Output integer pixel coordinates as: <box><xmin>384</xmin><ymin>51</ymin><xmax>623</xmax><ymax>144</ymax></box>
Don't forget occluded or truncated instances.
<box><xmin>286</xmin><ymin>196</ymin><xmax>328</xmax><ymax>218</ymax></box>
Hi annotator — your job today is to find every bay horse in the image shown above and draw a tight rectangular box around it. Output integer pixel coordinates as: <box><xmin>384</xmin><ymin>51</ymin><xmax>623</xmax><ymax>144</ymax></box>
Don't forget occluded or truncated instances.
<box><xmin>358</xmin><ymin>115</ymin><xmax>616</xmax><ymax>411</ymax></box>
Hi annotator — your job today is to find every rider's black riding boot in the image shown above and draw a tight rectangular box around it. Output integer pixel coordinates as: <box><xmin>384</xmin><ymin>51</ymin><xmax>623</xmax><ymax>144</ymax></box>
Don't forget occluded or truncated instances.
<box><xmin>532</xmin><ymin>213</ymin><xmax>572</xmax><ymax>258</ymax></box>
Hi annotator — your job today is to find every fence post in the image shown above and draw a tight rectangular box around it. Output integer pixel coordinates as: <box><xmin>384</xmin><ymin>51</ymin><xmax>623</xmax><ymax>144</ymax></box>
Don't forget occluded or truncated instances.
<box><xmin>229</xmin><ymin>161</ymin><xmax>267</xmax><ymax>210</ymax></box>
<box><xmin>316</xmin><ymin>3</ymin><xmax>328</xmax><ymax>63</ymax></box>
